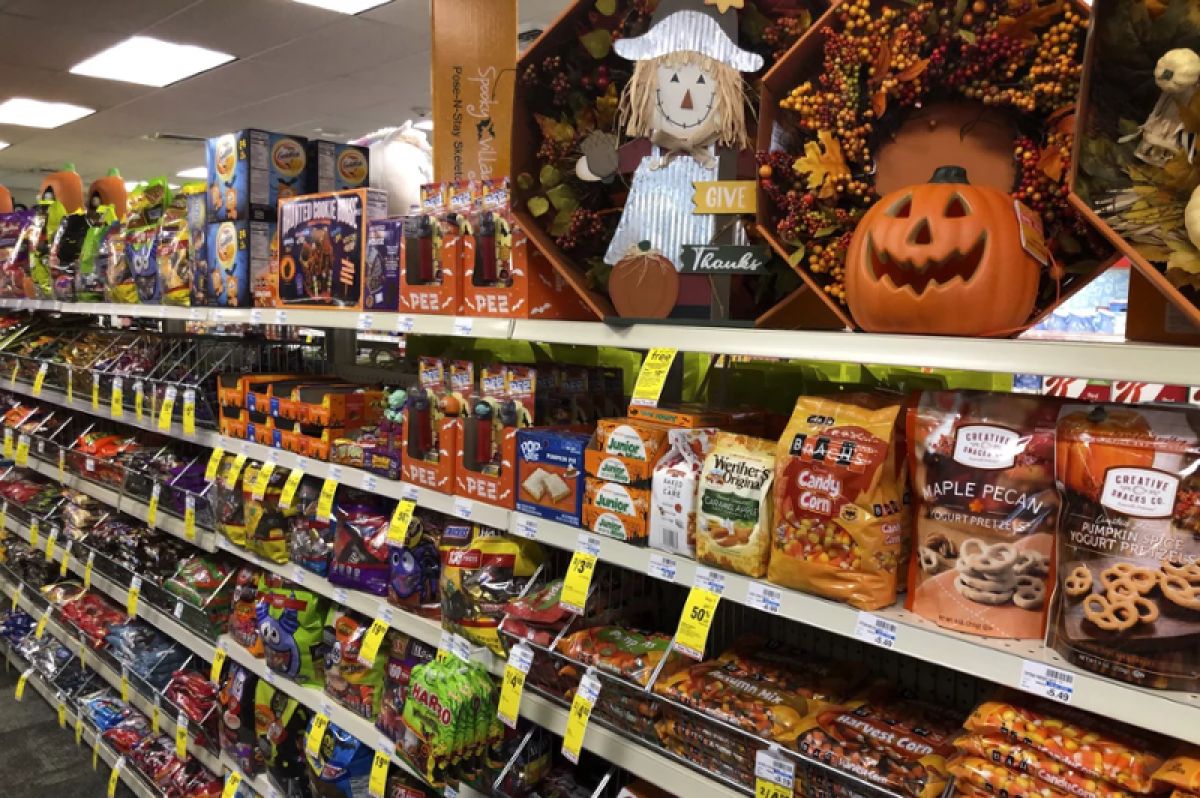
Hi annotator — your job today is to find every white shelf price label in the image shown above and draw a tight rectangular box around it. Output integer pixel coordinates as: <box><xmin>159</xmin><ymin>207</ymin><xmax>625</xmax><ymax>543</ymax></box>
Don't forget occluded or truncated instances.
<box><xmin>274</xmin><ymin>309</ymin><xmax>288</xmax><ymax>325</ymax></box>
<box><xmin>452</xmin><ymin>317</ymin><xmax>473</xmax><ymax>336</ymax></box>
<box><xmin>452</xmin><ymin>497</ymin><xmax>473</xmax><ymax>519</ymax></box>
<box><xmin>693</xmin><ymin>566</ymin><xmax>726</xmax><ymax>595</ymax></box>
<box><xmin>854</xmin><ymin>612</ymin><xmax>898</xmax><ymax>650</ymax></box>
<box><xmin>395</xmin><ymin>315</ymin><xmax>414</xmax><ymax>333</ymax></box>
<box><xmin>746</xmin><ymin>582</ymin><xmax>782</xmax><ymax>615</ymax></box>
<box><xmin>561</xmin><ymin>670</ymin><xmax>601</xmax><ymax>764</ymax></box>
<box><xmin>513</xmin><ymin>516</ymin><xmax>538</xmax><ymax>540</ymax></box>
<box><xmin>1020</xmin><ymin>660</ymin><xmax>1075</xmax><ymax>705</ymax></box>
<box><xmin>755</xmin><ymin>749</ymin><xmax>796</xmax><ymax>798</ymax></box>
<box><xmin>647</xmin><ymin>552</ymin><xmax>677</xmax><ymax>583</ymax></box>
<box><xmin>250</xmin><ymin>308</ymin><xmax>263</xmax><ymax>325</ymax></box>
<box><xmin>401</xmin><ymin>483</ymin><xmax>420</xmax><ymax>501</ymax></box>
<box><xmin>357</xmin><ymin>313</ymin><xmax>373</xmax><ymax>331</ymax></box>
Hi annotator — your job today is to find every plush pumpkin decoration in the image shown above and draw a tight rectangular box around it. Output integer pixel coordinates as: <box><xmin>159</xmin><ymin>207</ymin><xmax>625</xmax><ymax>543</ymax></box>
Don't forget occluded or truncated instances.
<box><xmin>39</xmin><ymin>164</ymin><xmax>83</xmax><ymax>213</ymax></box>
<box><xmin>0</xmin><ymin>184</ymin><xmax>11</xmax><ymax>214</ymax></box>
<box><xmin>608</xmin><ymin>241</ymin><xmax>679</xmax><ymax>319</ymax></box>
<box><xmin>845</xmin><ymin>165</ymin><xmax>1041</xmax><ymax>336</ymax></box>
<box><xmin>1056</xmin><ymin>407</ymin><xmax>1155</xmax><ymax>502</ymax></box>
<box><xmin>88</xmin><ymin>168</ymin><xmax>127</xmax><ymax>220</ymax></box>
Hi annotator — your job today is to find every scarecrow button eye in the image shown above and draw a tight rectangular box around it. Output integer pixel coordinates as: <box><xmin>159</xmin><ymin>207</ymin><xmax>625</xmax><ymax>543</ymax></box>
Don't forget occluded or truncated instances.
<box><xmin>887</xmin><ymin>197</ymin><xmax>912</xmax><ymax>218</ymax></box>
<box><xmin>945</xmin><ymin>195</ymin><xmax>970</xmax><ymax>218</ymax></box>
<box><xmin>696</xmin><ymin>75</ymin><xmax>706</xmax><ymax>85</ymax></box>
<box><xmin>670</xmin><ymin>73</ymin><xmax>680</xmax><ymax>83</ymax></box>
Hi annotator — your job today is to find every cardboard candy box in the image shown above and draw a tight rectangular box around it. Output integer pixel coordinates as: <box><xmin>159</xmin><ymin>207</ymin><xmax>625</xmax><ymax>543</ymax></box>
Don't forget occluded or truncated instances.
<box><xmin>398</xmin><ymin>183</ymin><xmax>463</xmax><ymax>315</ymax></box>
<box><xmin>206</xmin><ymin>220</ymin><xmax>274</xmax><ymax>308</ymax></box>
<box><xmin>516</xmin><ymin>429</ymin><xmax>589</xmax><ymax>526</ymax></box>
<box><xmin>206</xmin><ymin>129</ymin><xmax>309</xmax><ymax>222</ymax></box>
<box><xmin>306</xmin><ymin>140</ymin><xmax>370</xmax><ymax>193</ymax></box>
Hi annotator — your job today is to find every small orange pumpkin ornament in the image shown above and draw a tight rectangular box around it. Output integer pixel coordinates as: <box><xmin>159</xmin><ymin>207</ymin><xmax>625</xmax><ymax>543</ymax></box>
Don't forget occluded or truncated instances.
<box><xmin>845</xmin><ymin>165</ymin><xmax>1041</xmax><ymax>336</ymax></box>
<box><xmin>0</xmin><ymin>184</ymin><xmax>11</xmax><ymax>213</ymax></box>
<box><xmin>88</xmin><ymin>168</ymin><xmax>127</xmax><ymax>219</ymax></box>
<box><xmin>608</xmin><ymin>240</ymin><xmax>679</xmax><ymax>319</ymax></box>
<box><xmin>39</xmin><ymin>163</ymin><xmax>83</xmax><ymax>213</ymax></box>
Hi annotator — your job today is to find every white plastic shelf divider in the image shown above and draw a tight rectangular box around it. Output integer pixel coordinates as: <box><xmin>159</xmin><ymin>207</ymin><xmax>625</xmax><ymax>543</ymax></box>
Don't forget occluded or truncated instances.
<box><xmin>21</xmin><ymin>453</ymin><xmax>218</xmax><ymax>552</ymax></box>
<box><xmin>5</xmin><ymin>297</ymin><xmax>1200</xmax><ymax>383</ymax></box>
<box><xmin>0</xmin><ymin>569</ymin><xmax>222</xmax><ymax>774</ymax></box>
<box><xmin>511</xmin><ymin>512</ymin><xmax>1200</xmax><ymax>745</ymax></box>
<box><xmin>216</xmin><ymin>435</ymin><xmax>512</xmax><ymax>530</ymax></box>
<box><xmin>0</xmin><ymin>642</ymin><xmax>160</xmax><ymax>798</ymax></box>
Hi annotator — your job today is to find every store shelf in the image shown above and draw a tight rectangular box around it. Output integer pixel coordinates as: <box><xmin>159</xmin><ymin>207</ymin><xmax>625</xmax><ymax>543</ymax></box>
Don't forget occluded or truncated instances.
<box><xmin>0</xmin><ymin>568</ymin><xmax>222</xmax><ymax>774</ymax></box>
<box><xmin>1</xmin><ymin>640</ymin><xmax>160</xmax><ymax>798</ymax></box>
<box><xmin>511</xmin><ymin>512</ymin><xmax>1200</xmax><ymax>745</ymax></box>
<box><xmin>219</xmin><ymin>754</ymin><xmax>278</xmax><ymax>798</ymax></box>
<box><xmin>7</xmin><ymin>297</ymin><xmax>1200</xmax><ymax>382</ymax></box>
<box><xmin>21</xmin><ymin>453</ymin><xmax>218</xmax><ymax>552</ymax></box>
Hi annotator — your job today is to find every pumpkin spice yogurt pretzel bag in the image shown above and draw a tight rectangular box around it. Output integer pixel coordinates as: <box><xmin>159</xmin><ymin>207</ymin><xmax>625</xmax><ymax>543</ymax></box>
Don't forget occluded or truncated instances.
<box><xmin>907</xmin><ymin>391</ymin><xmax>1060</xmax><ymax>639</ymax></box>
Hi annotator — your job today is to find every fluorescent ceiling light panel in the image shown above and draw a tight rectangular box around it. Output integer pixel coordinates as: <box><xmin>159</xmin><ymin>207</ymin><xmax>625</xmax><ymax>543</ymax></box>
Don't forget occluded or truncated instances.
<box><xmin>0</xmin><ymin>98</ymin><xmax>94</xmax><ymax>128</ymax></box>
<box><xmin>176</xmin><ymin>166</ymin><xmax>207</xmax><ymax>179</ymax></box>
<box><xmin>70</xmin><ymin>36</ymin><xmax>234</xmax><ymax>87</ymax></box>
<box><xmin>290</xmin><ymin>0</ymin><xmax>391</xmax><ymax>13</ymax></box>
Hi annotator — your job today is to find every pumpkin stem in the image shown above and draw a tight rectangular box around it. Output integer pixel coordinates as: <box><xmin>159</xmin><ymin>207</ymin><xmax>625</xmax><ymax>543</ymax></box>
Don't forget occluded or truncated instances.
<box><xmin>107</xmin><ymin>168</ymin><xmax>120</xmax><ymax>177</ymax></box>
<box><xmin>929</xmin><ymin>165</ymin><xmax>969</xmax><ymax>184</ymax></box>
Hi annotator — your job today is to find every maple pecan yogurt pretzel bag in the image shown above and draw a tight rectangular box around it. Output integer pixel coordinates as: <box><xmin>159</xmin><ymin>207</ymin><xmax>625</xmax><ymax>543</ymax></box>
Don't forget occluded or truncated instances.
<box><xmin>1050</xmin><ymin>404</ymin><xmax>1200</xmax><ymax>691</ymax></box>
<box><xmin>907</xmin><ymin>392</ymin><xmax>1060</xmax><ymax>639</ymax></box>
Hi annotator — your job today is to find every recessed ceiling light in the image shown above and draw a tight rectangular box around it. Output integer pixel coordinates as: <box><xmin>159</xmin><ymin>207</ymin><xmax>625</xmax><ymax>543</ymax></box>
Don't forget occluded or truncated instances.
<box><xmin>0</xmin><ymin>142</ymin><xmax>9</xmax><ymax>151</ymax></box>
<box><xmin>290</xmin><ymin>0</ymin><xmax>391</xmax><ymax>14</ymax></box>
<box><xmin>176</xmin><ymin>166</ymin><xmax>207</xmax><ymax>179</ymax></box>
<box><xmin>70</xmin><ymin>36</ymin><xmax>234</xmax><ymax>87</ymax></box>
<box><xmin>414</xmin><ymin>119</ymin><xmax>434</xmax><ymax>131</ymax></box>
<box><xmin>0</xmin><ymin>98</ymin><xmax>95</xmax><ymax>129</ymax></box>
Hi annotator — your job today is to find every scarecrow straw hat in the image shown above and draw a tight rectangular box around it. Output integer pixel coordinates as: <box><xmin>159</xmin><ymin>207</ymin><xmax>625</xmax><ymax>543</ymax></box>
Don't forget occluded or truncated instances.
<box><xmin>614</xmin><ymin>0</ymin><xmax>764</xmax><ymax>73</ymax></box>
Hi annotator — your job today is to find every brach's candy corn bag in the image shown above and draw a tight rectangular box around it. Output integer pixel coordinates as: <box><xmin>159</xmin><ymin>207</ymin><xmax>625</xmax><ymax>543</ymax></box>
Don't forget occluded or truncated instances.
<box><xmin>771</xmin><ymin>394</ymin><xmax>906</xmax><ymax>610</ymax></box>
<box><xmin>1050</xmin><ymin>405</ymin><xmax>1200</xmax><ymax>690</ymax></box>
<box><xmin>949</xmin><ymin>755</ymin><xmax>1071</xmax><ymax>798</ymax></box>
<box><xmin>695</xmin><ymin>433</ymin><xmax>776</xmax><ymax>577</ymax></box>
<box><xmin>256</xmin><ymin>575</ymin><xmax>330</xmax><ymax>687</ymax></box>
<box><xmin>907</xmin><ymin>392</ymin><xmax>1059</xmax><ymax>639</ymax></box>
<box><xmin>963</xmin><ymin>699</ymin><xmax>1168</xmax><ymax>793</ymax></box>
<box><xmin>953</xmin><ymin>735</ymin><xmax>1135</xmax><ymax>798</ymax></box>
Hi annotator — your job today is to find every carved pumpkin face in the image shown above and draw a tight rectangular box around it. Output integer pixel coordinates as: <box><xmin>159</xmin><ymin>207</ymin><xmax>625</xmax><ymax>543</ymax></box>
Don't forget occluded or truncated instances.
<box><xmin>845</xmin><ymin>166</ymin><xmax>1042</xmax><ymax>336</ymax></box>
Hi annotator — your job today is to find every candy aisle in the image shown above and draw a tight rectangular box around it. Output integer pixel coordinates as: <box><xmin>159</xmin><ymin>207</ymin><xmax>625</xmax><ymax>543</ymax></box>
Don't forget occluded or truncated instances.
<box><xmin>3</xmin><ymin>1</ymin><xmax>1200</xmax><ymax>798</ymax></box>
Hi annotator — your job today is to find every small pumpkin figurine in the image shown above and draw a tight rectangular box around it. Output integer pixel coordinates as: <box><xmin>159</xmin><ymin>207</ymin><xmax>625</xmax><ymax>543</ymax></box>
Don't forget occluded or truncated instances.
<box><xmin>845</xmin><ymin>165</ymin><xmax>1042</xmax><ymax>336</ymax></box>
<box><xmin>608</xmin><ymin>240</ymin><xmax>679</xmax><ymax>319</ymax></box>
<box><xmin>0</xmin><ymin>184</ymin><xmax>12</xmax><ymax>214</ymax></box>
<box><xmin>88</xmin><ymin>168</ymin><xmax>127</xmax><ymax>220</ymax></box>
<box><xmin>39</xmin><ymin>163</ymin><xmax>84</xmax><ymax>214</ymax></box>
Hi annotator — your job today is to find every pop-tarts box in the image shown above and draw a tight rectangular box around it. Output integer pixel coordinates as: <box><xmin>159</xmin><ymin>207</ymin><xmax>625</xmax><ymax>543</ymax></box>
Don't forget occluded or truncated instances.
<box><xmin>364</xmin><ymin>217</ymin><xmax>401</xmax><ymax>311</ymax></box>
<box><xmin>307</xmin><ymin>140</ymin><xmax>370</xmax><ymax>193</ymax></box>
<box><xmin>206</xmin><ymin>129</ymin><xmax>308</xmax><ymax>222</ymax></box>
<box><xmin>516</xmin><ymin>429</ymin><xmax>589</xmax><ymax>526</ymax></box>
<box><xmin>206</xmin><ymin>220</ymin><xmax>274</xmax><ymax>308</ymax></box>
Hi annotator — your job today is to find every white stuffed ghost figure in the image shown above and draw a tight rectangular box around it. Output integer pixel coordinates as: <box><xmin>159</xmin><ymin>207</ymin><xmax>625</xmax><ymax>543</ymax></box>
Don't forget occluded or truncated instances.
<box><xmin>1122</xmin><ymin>48</ymin><xmax>1200</xmax><ymax>167</ymax></box>
<box><xmin>360</xmin><ymin>122</ymin><xmax>434</xmax><ymax>214</ymax></box>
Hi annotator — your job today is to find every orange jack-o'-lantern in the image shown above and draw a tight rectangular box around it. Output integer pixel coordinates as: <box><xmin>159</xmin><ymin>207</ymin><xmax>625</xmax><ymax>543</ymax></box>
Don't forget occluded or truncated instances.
<box><xmin>845</xmin><ymin>165</ymin><xmax>1041</xmax><ymax>336</ymax></box>
<box><xmin>39</xmin><ymin>164</ymin><xmax>83</xmax><ymax>212</ymax></box>
<box><xmin>0</xmin><ymin>185</ymin><xmax>12</xmax><ymax>213</ymax></box>
<box><xmin>1055</xmin><ymin>407</ymin><xmax>1155</xmax><ymax>501</ymax></box>
<box><xmin>88</xmin><ymin>168</ymin><xmax>127</xmax><ymax>219</ymax></box>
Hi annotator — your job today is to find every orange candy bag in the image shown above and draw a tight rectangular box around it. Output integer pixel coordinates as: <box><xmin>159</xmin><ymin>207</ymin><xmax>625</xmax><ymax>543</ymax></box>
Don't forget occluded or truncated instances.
<box><xmin>954</xmin><ymin>735</ymin><xmax>1136</xmax><ymax>798</ymax></box>
<box><xmin>770</xmin><ymin>393</ymin><xmax>907</xmax><ymax>609</ymax></box>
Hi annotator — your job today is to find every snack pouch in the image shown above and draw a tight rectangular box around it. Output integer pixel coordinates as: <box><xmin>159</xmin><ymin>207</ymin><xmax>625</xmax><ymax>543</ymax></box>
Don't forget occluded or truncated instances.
<box><xmin>696</xmin><ymin>432</ymin><xmax>776</xmax><ymax>577</ymax></box>
<box><xmin>1050</xmin><ymin>405</ymin><xmax>1200</xmax><ymax>690</ymax></box>
<box><xmin>256</xmin><ymin>575</ymin><xmax>330</xmax><ymax>687</ymax></box>
<box><xmin>78</xmin><ymin>207</ymin><xmax>119</xmax><ymax>302</ymax></box>
<box><xmin>243</xmin><ymin>461</ymin><xmax>294</xmax><ymax>564</ymax></box>
<box><xmin>229</xmin><ymin>567</ymin><xmax>263</xmax><ymax>656</ymax></box>
<box><xmin>101</xmin><ymin>222</ymin><xmax>138</xmax><ymax>303</ymax></box>
<box><xmin>554</xmin><ymin>626</ymin><xmax>681</xmax><ymax>686</ymax></box>
<box><xmin>219</xmin><ymin>663</ymin><xmax>263</xmax><ymax>775</ymax></box>
<box><xmin>48</xmin><ymin>211</ymin><xmax>88</xmax><ymax>302</ymax></box>
<box><xmin>399</xmin><ymin>661</ymin><xmax>457</xmax><ymax>786</ymax></box>
<box><xmin>323</xmin><ymin>608</ymin><xmax>387</xmax><ymax>720</ymax></box>
<box><xmin>963</xmin><ymin>699</ymin><xmax>1167</xmax><ymax>793</ymax></box>
<box><xmin>954</xmin><ymin>735</ymin><xmax>1137</xmax><ymax>798</ymax></box>
<box><xmin>254</xmin><ymin>679</ymin><xmax>309</xmax><ymax>785</ymax></box>
<box><xmin>28</xmin><ymin>200</ymin><xmax>55</xmax><ymax>299</ymax></box>
<box><xmin>388</xmin><ymin>511</ymin><xmax>441</xmax><ymax>613</ymax></box>
<box><xmin>950</xmin><ymin>754</ymin><xmax>1072</xmax><ymax>798</ymax></box>
<box><xmin>0</xmin><ymin>210</ymin><xmax>34</xmax><ymax>298</ymax></box>
<box><xmin>441</xmin><ymin>525</ymin><xmax>544</xmax><ymax>655</ymax></box>
<box><xmin>1156</xmin><ymin>752</ymin><xmax>1200</xmax><ymax>795</ymax></box>
<box><xmin>217</xmin><ymin>454</ymin><xmax>248</xmax><ymax>547</ymax></box>
<box><xmin>650</xmin><ymin>428</ymin><xmax>717</xmax><ymax>557</ymax></box>
<box><xmin>127</xmin><ymin>225</ymin><xmax>161</xmax><ymax>303</ymax></box>
<box><xmin>330</xmin><ymin>500</ymin><xmax>391</xmax><ymax>596</ymax></box>
<box><xmin>157</xmin><ymin>219</ymin><xmax>191</xmax><ymax>305</ymax></box>
<box><xmin>304</xmin><ymin>720</ymin><xmax>373</xmax><ymax>798</ymax></box>
<box><xmin>378</xmin><ymin>632</ymin><xmax>436</xmax><ymax>742</ymax></box>
<box><xmin>907</xmin><ymin>392</ymin><xmax>1059</xmax><ymax>638</ymax></box>
<box><xmin>770</xmin><ymin>393</ymin><xmax>905</xmax><ymax>609</ymax></box>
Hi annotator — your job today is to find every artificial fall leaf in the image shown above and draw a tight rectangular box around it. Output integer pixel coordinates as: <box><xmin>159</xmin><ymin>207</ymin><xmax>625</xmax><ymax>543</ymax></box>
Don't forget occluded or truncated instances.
<box><xmin>579</xmin><ymin>29</ymin><xmax>613</xmax><ymax>59</ymax></box>
<box><xmin>1038</xmin><ymin>147</ymin><xmax>1064</xmax><ymax>182</ymax></box>
<box><xmin>534</xmin><ymin>114</ymin><xmax>575</xmax><ymax>144</ymax></box>
<box><xmin>596</xmin><ymin>83</ymin><xmax>619</xmax><ymax>129</ymax></box>
<box><xmin>1168</xmin><ymin>246</ymin><xmax>1200</xmax><ymax>280</ymax></box>
<box><xmin>872</xmin><ymin>90</ymin><xmax>888</xmax><ymax>119</ymax></box>
<box><xmin>870</xmin><ymin>36</ymin><xmax>893</xmax><ymax>90</ymax></box>
<box><xmin>793</xmin><ymin>131</ymin><xmax>850</xmax><ymax>199</ymax></box>
<box><xmin>894</xmin><ymin>58</ymin><xmax>929</xmax><ymax>82</ymax></box>
<box><xmin>998</xmin><ymin>1</ymin><xmax>1063</xmax><ymax>42</ymax></box>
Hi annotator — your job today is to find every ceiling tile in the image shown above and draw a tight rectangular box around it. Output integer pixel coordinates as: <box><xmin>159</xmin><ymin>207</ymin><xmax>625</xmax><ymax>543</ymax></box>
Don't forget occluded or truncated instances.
<box><xmin>146</xmin><ymin>0</ymin><xmax>341</xmax><ymax>56</ymax></box>
<box><xmin>0</xmin><ymin>13</ymin><xmax>128</xmax><ymax>72</ymax></box>
<box><xmin>0</xmin><ymin>0</ymin><xmax>197</xmax><ymax>34</ymax></box>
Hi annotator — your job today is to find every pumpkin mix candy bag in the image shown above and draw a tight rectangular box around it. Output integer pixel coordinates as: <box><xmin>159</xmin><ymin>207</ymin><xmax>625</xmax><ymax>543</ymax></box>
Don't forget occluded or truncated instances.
<box><xmin>906</xmin><ymin>391</ymin><xmax>1059</xmax><ymax>639</ymax></box>
<box><xmin>1050</xmin><ymin>405</ymin><xmax>1200</xmax><ymax>691</ymax></box>
<box><xmin>770</xmin><ymin>393</ymin><xmax>907</xmax><ymax>610</ymax></box>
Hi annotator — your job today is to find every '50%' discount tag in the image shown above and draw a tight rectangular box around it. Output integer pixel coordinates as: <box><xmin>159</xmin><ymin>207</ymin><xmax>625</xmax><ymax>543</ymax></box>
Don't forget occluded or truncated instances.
<box><xmin>673</xmin><ymin>569</ymin><xmax>725</xmax><ymax>660</ymax></box>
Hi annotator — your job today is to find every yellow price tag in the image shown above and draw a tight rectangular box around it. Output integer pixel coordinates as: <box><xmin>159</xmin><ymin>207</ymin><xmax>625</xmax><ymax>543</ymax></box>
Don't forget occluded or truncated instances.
<box><xmin>91</xmin><ymin>374</ymin><xmax>100</xmax><ymax>411</ymax></box>
<box><xmin>107</xmin><ymin>759</ymin><xmax>122</xmax><ymax>798</ymax></box>
<box><xmin>28</xmin><ymin>519</ymin><xmax>39</xmax><ymax>550</ymax></box>
<box><xmin>84</xmin><ymin>551</ymin><xmax>94</xmax><ymax>590</ymax></box>
<box><xmin>3</xmin><ymin>428</ymin><xmax>13</xmax><ymax>460</ymax></box>
<box><xmin>32</xmin><ymin>363</ymin><xmax>47</xmax><ymax>396</ymax></box>
<box><xmin>279</xmin><ymin>467</ymin><xmax>304</xmax><ymax>509</ymax></box>
<box><xmin>561</xmin><ymin>672</ymin><xmax>601</xmax><ymax>764</ymax></box>
<box><xmin>316</xmin><ymin>478</ymin><xmax>337</xmax><ymax>521</ymax></box>
<box><xmin>14</xmin><ymin>668</ymin><xmax>31</xmax><ymax>701</ymax></box>
<box><xmin>358</xmin><ymin>615</ymin><xmax>390</xmax><ymax>666</ymax></box>
<box><xmin>387</xmin><ymin>499</ymin><xmax>416</xmax><ymax>546</ymax></box>
<box><xmin>59</xmin><ymin>541</ymin><xmax>71</xmax><ymax>577</ymax></box>
<box><xmin>754</xmin><ymin>750</ymin><xmax>796</xmax><ymax>798</ymax></box>
<box><xmin>204</xmin><ymin>448</ymin><xmax>225</xmax><ymax>481</ymax></box>
<box><xmin>92</xmin><ymin>737</ymin><xmax>100</xmax><ymax>770</ymax></box>
<box><xmin>126</xmin><ymin>577</ymin><xmax>141</xmax><ymax>618</ymax></box>
<box><xmin>14</xmin><ymin>434</ymin><xmax>27</xmax><ymax>467</ymax></box>
<box><xmin>497</xmin><ymin>665</ymin><xmax>527</xmax><ymax>728</ymax></box>
<box><xmin>673</xmin><ymin>586</ymin><xmax>721</xmax><ymax>660</ymax></box>
<box><xmin>223</xmin><ymin>453</ymin><xmax>247</xmax><ymax>490</ymax></box>
<box><xmin>35</xmin><ymin>608</ymin><xmax>49</xmax><ymax>639</ymax></box>
<box><xmin>158</xmin><ymin>387</ymin><xmax>177</xmax><ymax>431</ymax></box>
<box><xmin>120</xmin><ymin>671</ymin><xmax>129</xmax><ymax>702</ymax></box>
<box><xmin>110</xmin><ymin>378</ymin><xmax>123</xmax><ymax>418</ymax></box>
<box><xmin>146</xmin><ymin>483</ymin><xmax>160</xmax><ymax>528</ymax></box>
<box><xmin>76</xmin><ymin>716</ymin><xmax>84</xmax><ymax>746</ymax></box>
<box><xmin>134</xmin><ymin>382</ymin><xmax>144</xmax><ymax>421</ymax></box>
<box><xmin>58</xmin><ymin>701</ymin><xmax>67</xmax><ymax>728</ymax></box>
<box><xmin>67</xmin><ymin>369</ymin><xmax>73</xmax><ymax>403</ymax></box>
<box><xmin>182</xmin><ymin>389</ymin><xmax>196</xmax><ymax>435</ymax></box>
<box><xmin>57</xmin><ymin>448</ymin><xmax>65</xmax><ymax>479</ymax></box>
<box><xmin>210</xmin><ymin>646</ymin><xmax>227</xmax><ymax>683</ymax></box>
<box><xmin>252</xmin><ymin>462</ymin><xmax>275</xmax><ymax>501</ymax></box>
<box><xmin>0</xmin><ymin>500</ymin><xmax>8</xmax><ymax>532</ymax></box>
<box><xmin>44</xmin><ymin>527</ymin><xmax>56</xmax><ymax>562</ymax></box>
<box><xmin>151</xmin><ymin>702</ymin><xmax>160</xmax><ymax>735</ymax></box>
<box><xmin>184</xmin><ymin>496</ymin><xmax>196</xmax><ymax>541</ymax></box>
<box><xmin>221</xmin><ymin>772</ymin><xmax>242</xmax><ymax>798</ymax></box>
<box><xmin>9</xmin><ymin>361</ymin><xmax>18</xmax><ymax>386</ymax></box>
<box><xmin>629</xmin><ymin>347</ymin><xmax>678</xmax><ymax>408</ymax></box>
<box><xmin>306</xmin><ymin>712</ymin><xmax>330</xmax><ymax>757</ymax></box>
<box><xmin>560</xmin><ymin>548</ymin><xmax>597</xmax><ymax>614</ymax></box>
<box><xmin>175</xmin><ymin>716</ymin><xmax>188</xmax><ymax>761</ymax></box>
<box><xmin>368</xmin><ymin>750</ymin><xmax>390</xmax><ymax>798</ymax></box>
<box><xmin>79</xmin><ymin>647</ymin><xmax>88</xmax><ymax>672</ymax></box>
<box><xmin>756</xmin><ymin>779</ymin><xmax>791</xmax><ymax>798</ymax></box>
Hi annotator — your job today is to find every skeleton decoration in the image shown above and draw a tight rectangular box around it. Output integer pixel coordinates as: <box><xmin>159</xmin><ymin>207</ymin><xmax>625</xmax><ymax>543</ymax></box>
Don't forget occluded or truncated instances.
<box><xmin>1121</xmin><ymin>48</ymin><xmax>1200</xmax><ymax>167</ymax></box>
<box><xmin>576</xmin><ymin>0</ymin><xmax>762</xmax><ymax>272</ymax></box>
